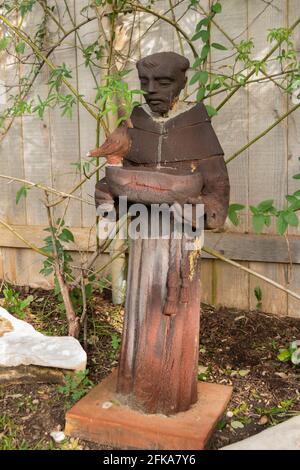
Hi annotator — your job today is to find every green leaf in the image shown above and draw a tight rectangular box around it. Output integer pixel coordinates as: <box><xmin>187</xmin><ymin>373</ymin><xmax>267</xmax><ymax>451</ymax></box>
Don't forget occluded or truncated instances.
<box><xmin>191</xmin><ymin>31</ymin><xmax>203</xmax><ymax>41</ymax></box>
<box><xmin>217</xmin><ymin>417</ymin><xmax>226</xmax><ymax>430</ymax></box>
<box><xmin>211</xmin><ymin>42</ymin><xmax>227</xmax><ymax>51</ymax></box>
<box><xmin>238</xmin><ymin>369</ymin><xmax>250</xmax><ymax>377</ymax></box>
<box><xmin>15</xmin><ymin>42</ymin><xmax>25</xmax><ymax>54</ymax></box>
<box><xmin>292</xmin><ymin>190</ymin><xmax>300</xmax><ymax>197</ymax></box>
<box><xmin>286</xmin><ymin>195</ymin><xmax>298</xmax><ymax>204</ymax></box>
<box><xmin>257</xmin><ymin>199</ymin><xmax>274</xmax><ymax>212</ymax></box>
<box><xmin>228</xmin><ymin>203</ymin><xmax>245</xmax><ymax>226</ymax></box>
<box><xmin>254</xmin><ymin>286</ymin><xmax>262</xmax><ymax>302</ymax></box>
<box><xmin>252</xmin><ymin>214</ymin><xmax>265</xmax><ymax>233</ymax></box>
<box><xmin>196</xmin><ymin>87</ymin><xmax>206</xmax><ymax>102</ymax></box>
<box><xmin>264</xmin><ymin>215</ymin><xmax>271</xmax><ymax>227</ymax></box>
<box><xmin>111</xmin><ymin>334</ymin><xmax>121</xmax><ymax>350</ymax></box>
<box><xmin>20</xmin><ymin>0</ymin><xmax>36</xmax><ymax>17</ymax></box>
<box><xmin>192</xmin><ymin>56</ymin><xmax>203</xmax><ymax>69</ymax></box>
<box><xmin>231</xmin><ymin>420</ymin><xmax>244</xmax><ymax>429</ymax></box>
<box><xmin>59</xmin><ymin>228</ymin><xmax>75</xmax><ymax>243</ymax></box>
<box><xmin>131</xmin><ymin>89</ymin><xmax>145</xmax><ymax>95</ymax></box>
<box><xmin>293</xmin><ymin>173</ymin><xmax>300</xmax><ymax>179</ymax></box>
<box><xmin>196</xmin><ymin>17</ymin><xmax>210</xmax><ymax>31</ymax></box>
<box><xmin>189</xmin><ymin>72</ymin><xmax>200</xmax><ymax>86</ymax></box>
<box><xmin>229</xmin><ymin>204</ymin><xmax>245</xmax><ymax>211</ymax></box>
<box><xmin>20</xmin><ymin>295</ymin><xmax>33</xmax><ymax>309</ymax></box>
<box><xmin>0</xmin><ymin>37</ymin><xmax>10</xmax><ymax>51</ymax></box>
<box><xmin>205</xmin><ymin>105</ymin><xmax>218</xmax><ymax>117</ymax></box>
<box><xmin>190</xmin><ymin>71</ymin><xmax>209</xmax><ymax>86</ymax></box>
<box><xmin>201</xmin><ymin>44</ymin><xmax>210</xmax><ymax>60</ymax></box>
<box><xmin>283</xmin><ymin>211</ymin><xmax>299</xmax><ymax>227</ymax></box>
<box><xmin>56</xmin><ymin>218</ymin><xmax>65</xmax><ymax>227</ymax></box>
<box><xmin>198</xmin><ymin>71</ymin><xmax>209</xmax><ymax>84</ymax></box>
<box><xmin>289</xmin><ymin>199</ymin><xmax>300</xmax><ymax>211</ymax></box>
<box><xmin>212</xmin><ymin>2</ymin><xmax>222</xmax><ymax>14</ymax></box>
<box><xmin>192</xmin><ymin>30</ymin><xmax>210</xmax><ymax>42</ymax></box>
<box><xmin>277</xmin><ymin>212</ymin><xmax>288</xmax><ymax>235</ymax></box>
<box><xmin>250</xmin><ymin>205</ymin><xmax>259</xmax><ymax>215</ymax></box>
<box><xmin>277</xmin><ymin>349</ymin><xmax>291</xmax><ymax>362</ymax></box>
<box><xmin>200</xmin><ymin>30</ymin><xmax>210</xmax><ymax>43</ymax></box>
<box><xmin>16</xmin><ymin>186</ymin><xmax>28</xmax><ymax>204</ymax></box>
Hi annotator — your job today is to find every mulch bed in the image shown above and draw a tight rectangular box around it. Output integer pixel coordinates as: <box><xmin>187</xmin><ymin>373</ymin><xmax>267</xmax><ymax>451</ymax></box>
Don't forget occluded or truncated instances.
<box><xmin>1</xmin><ymin>289</ymin><xmax>300</xmax><ymax>450</ymax></box>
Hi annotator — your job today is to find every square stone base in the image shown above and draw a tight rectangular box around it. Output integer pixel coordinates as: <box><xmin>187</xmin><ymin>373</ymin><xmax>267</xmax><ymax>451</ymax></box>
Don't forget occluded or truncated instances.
<box><xmin>65</xmin><ymin>370</ymin><xmax>232</xmax><ymax>450</ymax></box>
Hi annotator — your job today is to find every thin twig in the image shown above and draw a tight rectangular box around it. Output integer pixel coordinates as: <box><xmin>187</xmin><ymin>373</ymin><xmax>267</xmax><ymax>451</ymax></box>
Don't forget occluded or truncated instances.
<box><xmin>80</xmin><ymin>270</ymin><xmax>88</xmax><ymax>350</ymax></box>
<box><xmin>216</xmin><ymin>17</ymin><xmax>300</xmax><ymax>110</ymax></box>
<box><xmin>226</xmin><ymin>102</ymin><xmax>300</xmax><ymax>164</ymax></box>
<box><xmin>203</xmin><ymin>245</ymin><xmax>300</xmax><ymax>302</ymax></box>
<box><xmin>197</xmin><ymin>2</ymin><xmax>288</xmax><ymax>94</ymax></box>
<box><xmin>47</xmin><ymin>161</ymin><xmax>106</xmax><ymax>208</ymax></box>
<box><xmin>0</xmin><ymin>218</ymin><xmax>52</xmax><ymax>258</ymax></box>
<box><xmin>127</xmin><ymin>1</ymin><xmax>198</xmax><ymax>58</ymax></box>
<box><xmin>45</xmin><ymin>192</ymin><xmax>80</xmax><ymax>338</ymax></box>
<box><xmin>0</xmin><ymin>174</ymin><xmax>94</xmax><ymax>205</ymax></box>
<box><xmin>0</xmin><ymin>14</ymin><xmax>110</xmax><ymax>135</ymax></box>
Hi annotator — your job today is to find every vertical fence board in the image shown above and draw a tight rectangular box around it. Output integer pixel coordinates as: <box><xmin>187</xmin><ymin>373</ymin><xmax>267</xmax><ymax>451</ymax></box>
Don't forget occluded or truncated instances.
<box><xmin>212</xmin><ymin>0</ymin><xmax>249</xmax><ymax>233</ymax></box>
<box><xmin>209</xmin><ymin>0</ymin><xmax>249</xmax><ymax>309</ymax></box>
<box><xmin>21</xmin><ymin>4</ymin><xmax>51</xmax><ymax>226</ymax></box>
<box><xmin>287</xmin><ymin>0</ymin><xmax>300</xmax><ymax>317</ymax></box>
<box><xmin>201</xmin><ymin>258</ymin><xmax>213</xmax><ymax>305</ymax></box>
<box><xmin>248</xmin><ymin>0</ymin><xmax>288</xmax><ymax>314</ymax></box>
<box><xmin>213</xmin><ymin>260</ymin><xmax>249</xmax><ymax>311</ymax></box>
<box><xmin>249</xmin><ymin>262</ymin><xmax>288</xmax><ymax>315</ymax></box>
<box><xmin>75</xmin><ymin>0</ymin><xmax>101</xmax><ymax>228</ymax></box>
<box><xmin>48</xmin><ymin>0</ymin><xmax>81</xmax><ymax>227</ymax></box>
<box><xmin>0</xmin><ymin>249</ymin><xmax>4</xmax><ymax>281</ymax></box>
<box><xmin>2</xmin><ymin>248</ymin><xmax>17</xmax><ymax>284</ymax></box>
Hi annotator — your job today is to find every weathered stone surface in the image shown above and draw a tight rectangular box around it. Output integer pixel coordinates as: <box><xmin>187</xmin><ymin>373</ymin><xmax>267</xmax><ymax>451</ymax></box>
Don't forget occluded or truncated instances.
<box><xmin>222</xmin><ymin>416</ymin><xmax>300</xmax><ymax>450</ymax></box>
<box><xmin>0</xmin><ymin>307</ymin><xmax>86</xmax><ymax>371</ymax></box>
<box><xmin>0</xmin><ymin>317</ymin><xmax>14</xmax><ymax>336</ymax></box>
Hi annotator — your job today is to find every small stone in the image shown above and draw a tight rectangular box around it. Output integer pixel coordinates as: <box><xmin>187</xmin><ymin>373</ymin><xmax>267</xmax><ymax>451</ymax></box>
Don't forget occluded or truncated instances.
<box><xmin>102</xmin><ymin>401</ymin><xmax>113</xmax><ymax>409</ymax></box>
<box><xmin>275</xmin><ymin>372</ymin><xmax>288</xmax><ymax>379</ymax></box>
<box><xmin>50</xmin><ymin>431</ymin><xmax>66</xmax><ymax>443</ymax></box>
<box><xmin>259</xmin><ymin>415</ymin><xmax>269</xmax><ymax>425</ymax></box>
<box><xmin>226</xmin><ymin>411</ymin><xmax>233</xmax><ymax>418</ymax></box>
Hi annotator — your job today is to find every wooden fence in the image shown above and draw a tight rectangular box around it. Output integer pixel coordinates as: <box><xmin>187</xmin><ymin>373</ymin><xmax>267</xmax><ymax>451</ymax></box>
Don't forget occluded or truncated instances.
<box><xmin>0</xmin><ymin>0</ymin><xmax>300</xmax><ymax>317</ymax></box>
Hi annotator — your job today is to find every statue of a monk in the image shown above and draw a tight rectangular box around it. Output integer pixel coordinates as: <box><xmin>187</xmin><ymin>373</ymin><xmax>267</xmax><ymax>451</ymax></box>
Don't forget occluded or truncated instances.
<box><xmin>92</xmin><ymin>52</ymin><xmax>230</xmax><ymax>415</ymax></box>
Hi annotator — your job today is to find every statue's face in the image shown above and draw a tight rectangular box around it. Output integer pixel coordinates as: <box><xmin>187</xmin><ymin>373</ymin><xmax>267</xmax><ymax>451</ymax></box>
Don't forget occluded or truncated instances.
<box><xmin>138</xmin><ymin>63</ymin><xmax>187</xmax><ymax>115</ymax></box>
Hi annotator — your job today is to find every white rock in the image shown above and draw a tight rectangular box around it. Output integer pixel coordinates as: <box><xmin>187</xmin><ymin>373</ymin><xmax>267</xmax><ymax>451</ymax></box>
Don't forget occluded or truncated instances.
<box><xmin>50</xmin><ymin>431</ymin><xmax>66</xmax><ymax>443</ymax></box>
<box><xmin>222</xmin><ymin>415</ymin><xmax>300</xmax><ymax>450</ymax></box>
<box><xmin>0</xmin><ymin>307</ymin><xmax>86</xmax><ymax>371</ymax></box>
<box><xmin>102</xmin><ymin>401</ymin><xmax>113</xmax><ymax>409</ymax></box>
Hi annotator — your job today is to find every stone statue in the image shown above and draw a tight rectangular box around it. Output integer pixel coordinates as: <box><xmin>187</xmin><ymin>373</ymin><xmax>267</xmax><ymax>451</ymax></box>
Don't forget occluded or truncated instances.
<box><xmin>91</xmin><ymin>52</ymin><xmax>230</xmax><ymax>415</ymax></box>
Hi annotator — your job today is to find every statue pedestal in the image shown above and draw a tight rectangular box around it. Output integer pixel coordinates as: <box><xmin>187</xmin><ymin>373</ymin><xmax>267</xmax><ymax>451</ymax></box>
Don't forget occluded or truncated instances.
<box><xmin>65</xmin><ymin>369</ymin><xmax>232</xmax><ymax>450</ymax></box>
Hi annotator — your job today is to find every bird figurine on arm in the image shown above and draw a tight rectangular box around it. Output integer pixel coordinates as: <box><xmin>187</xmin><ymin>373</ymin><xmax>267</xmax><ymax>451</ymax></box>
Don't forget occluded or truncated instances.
<box><xmin>87</xmin><ymin>118</ymin><xmax>133</xmax><ymax>166</ymax></box>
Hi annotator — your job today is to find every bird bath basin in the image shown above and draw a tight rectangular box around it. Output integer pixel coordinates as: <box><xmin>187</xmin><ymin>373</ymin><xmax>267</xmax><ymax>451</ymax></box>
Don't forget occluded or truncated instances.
<box><xmin>105</xmin><ymin>166</ymin><xmax>203</xmax><ymax>205</ymax></box>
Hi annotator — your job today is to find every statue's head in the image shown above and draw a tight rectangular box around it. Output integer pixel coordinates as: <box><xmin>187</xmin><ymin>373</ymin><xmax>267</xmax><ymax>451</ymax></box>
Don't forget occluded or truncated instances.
<box><xmin>136</xmin><ymin>52</ymin><xmax>190</xmax><ymax>115</ymax></box>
